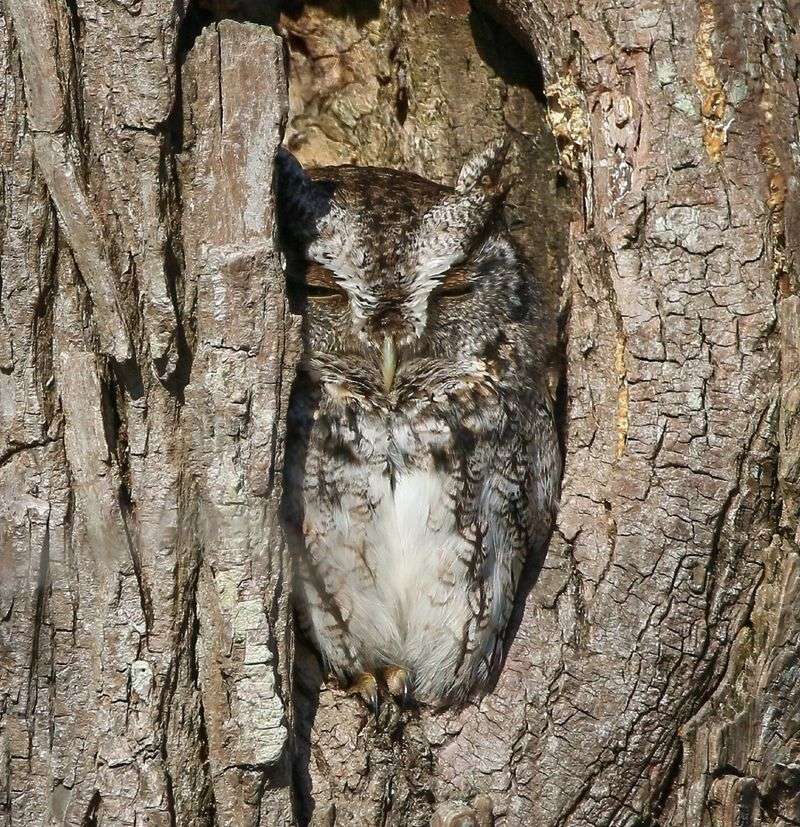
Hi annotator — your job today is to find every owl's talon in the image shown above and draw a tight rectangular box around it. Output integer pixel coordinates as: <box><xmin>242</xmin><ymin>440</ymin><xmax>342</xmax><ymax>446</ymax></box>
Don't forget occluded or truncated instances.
<box><xmin>351</xmin><ymin>672</ymin><xmax>380</xmax><ymax>717</ymax></box>
<box><xmin>383</xmin><ymin>666</ymin><xmax>412</xmax><ymax>707</ymax></box>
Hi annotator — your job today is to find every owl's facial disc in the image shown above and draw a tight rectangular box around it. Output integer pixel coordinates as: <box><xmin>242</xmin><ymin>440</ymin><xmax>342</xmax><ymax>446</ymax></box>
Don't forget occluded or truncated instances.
<box><xmin>276</xmin><ymin>143</ymin><xmax>513</xmax><ymax>399</ymax></box>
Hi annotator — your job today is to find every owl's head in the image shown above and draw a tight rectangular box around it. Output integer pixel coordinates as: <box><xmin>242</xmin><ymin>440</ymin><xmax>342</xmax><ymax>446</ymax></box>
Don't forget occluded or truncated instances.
<box><xmin>276</xmin><ymin>142</ymin><xmax>541</xmax><ymax>395</ymax></box>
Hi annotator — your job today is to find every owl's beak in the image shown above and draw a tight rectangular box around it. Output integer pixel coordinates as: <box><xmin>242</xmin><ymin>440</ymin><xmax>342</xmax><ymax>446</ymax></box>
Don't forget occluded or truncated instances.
<box><xmin>382</xmin><ymin>335</ymin><xmax>398</xmax><ymax>393</ymax></box>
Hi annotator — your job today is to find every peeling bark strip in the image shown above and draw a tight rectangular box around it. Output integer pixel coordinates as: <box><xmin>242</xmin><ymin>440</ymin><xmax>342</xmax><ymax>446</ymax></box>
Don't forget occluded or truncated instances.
<box><xmin>180</xmin><ymin>22</ymin><xmax>296</xmax><ymax>822</ymax></box>
<box><xmin>0</xmin><ymin>2</ymin><xmax>798</xmax><ymax>827</ymax></box>
<box><xmin>7</xmin><ymin>0</ymin><xmax>132</xmax><ymax>361</ymax></box>
<box><xmin>0</xmin><ymin>7</ymin><xmax>297</xmax><ymax>825</ymax></box>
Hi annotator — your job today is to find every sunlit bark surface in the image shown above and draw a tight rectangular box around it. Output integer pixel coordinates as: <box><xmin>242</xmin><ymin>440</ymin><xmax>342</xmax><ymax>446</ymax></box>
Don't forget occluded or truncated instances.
<box><xmin>1</xmin><ymin>1</ymin><xmax>797</xmax><ymax>825</ymax></box>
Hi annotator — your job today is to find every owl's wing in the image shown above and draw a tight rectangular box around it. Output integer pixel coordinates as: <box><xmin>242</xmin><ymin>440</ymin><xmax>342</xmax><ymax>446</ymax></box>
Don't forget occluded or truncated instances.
<box><xmin>447</xmin><ymin>382</ymin><xmax>559</xmax><ymax>692</ymax></box>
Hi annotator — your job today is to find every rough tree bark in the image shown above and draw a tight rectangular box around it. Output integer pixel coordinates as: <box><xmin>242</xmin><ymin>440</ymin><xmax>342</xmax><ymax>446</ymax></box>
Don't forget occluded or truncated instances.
<box><xmin>1</xmin><ymin>2</ymin><xmax>797</xmax><ymax>827</ymax></box>
<box><xmin>1</xmin><ymin>8</ymin><xmax>297</xmax><ymax>824</ymax></box>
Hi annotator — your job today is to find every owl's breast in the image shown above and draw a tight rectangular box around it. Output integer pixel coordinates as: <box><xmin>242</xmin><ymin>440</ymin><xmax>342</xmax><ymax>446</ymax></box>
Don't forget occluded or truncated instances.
<box><xmin>386</xmin><ymin>412</ymin><xmax>452</xmax><ymax>473</ymax></box>
<box><xmin>312</xmin><ymin>373</ymin><xmax>503</xmax><ymax>479</ymax></box>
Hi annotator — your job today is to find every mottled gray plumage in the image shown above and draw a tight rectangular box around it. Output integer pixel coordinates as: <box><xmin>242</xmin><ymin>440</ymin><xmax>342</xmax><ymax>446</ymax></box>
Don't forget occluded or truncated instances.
<box><xmin>278</xmin><ymin>143</ymin><xmax>560</xmax><ymax>708</ymax></box>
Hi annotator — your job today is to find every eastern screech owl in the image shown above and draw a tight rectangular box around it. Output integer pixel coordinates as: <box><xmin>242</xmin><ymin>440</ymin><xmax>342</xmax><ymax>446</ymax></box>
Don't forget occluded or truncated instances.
<box><xmin>278</xmin><ymin>141</ymin><xmax>560</xmax><ymax>709</ymax></box>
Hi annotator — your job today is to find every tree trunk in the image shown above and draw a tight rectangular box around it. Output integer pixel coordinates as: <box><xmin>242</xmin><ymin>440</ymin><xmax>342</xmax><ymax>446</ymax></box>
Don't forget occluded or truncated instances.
<box><xmin>1</xmin><ymin>7</ymin><xmax>298</xmax><ymax>823</ymax></box>
<box><xmin>1</xmin><ymin>1</ymin><xmax>797</xmax><ymax>826</ymax></box>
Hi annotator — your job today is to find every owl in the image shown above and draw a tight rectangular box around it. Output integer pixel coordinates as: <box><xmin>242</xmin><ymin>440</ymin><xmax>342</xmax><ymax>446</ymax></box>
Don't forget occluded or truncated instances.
<box><xmin>277</xmin><ymin>141</ymin><xmax>561</xmax><ymax>710</ymax></box>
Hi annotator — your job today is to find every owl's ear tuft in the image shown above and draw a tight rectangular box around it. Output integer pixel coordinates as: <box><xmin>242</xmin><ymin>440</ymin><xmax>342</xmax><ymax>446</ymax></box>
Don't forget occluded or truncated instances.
<box><xmin>455</xmin><ymin>138</ymin><xmax>511</xmax><ymax>196</ymax></box>
<box><xmin>274</xmin><ymin>146</ymin><xmax>333</xmax><ymax>237</ymax></box>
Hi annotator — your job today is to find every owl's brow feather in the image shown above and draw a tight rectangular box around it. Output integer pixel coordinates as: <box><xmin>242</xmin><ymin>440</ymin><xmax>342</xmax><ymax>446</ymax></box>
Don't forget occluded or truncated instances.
<box><xmin>304</xmin><ymin>211</ymin><xmax>381</xmax><ymax>312</ymax></box>
<box><xmin>295</xmin><ymin>174</ymin><xmax>501</xmax><ymax>342</ymax></box>
<box><xmin>406</xmin><ymin>187</ymin><xmax>500</xmax><ymax>289</ymax></box>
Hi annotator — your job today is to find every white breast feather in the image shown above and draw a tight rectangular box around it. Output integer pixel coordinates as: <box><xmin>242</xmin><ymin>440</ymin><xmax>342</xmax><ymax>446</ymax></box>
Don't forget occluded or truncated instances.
<box><xmin>306</xmin><ymin>459</ymin><xmax>481</xmax><ymax>700</ymax></box>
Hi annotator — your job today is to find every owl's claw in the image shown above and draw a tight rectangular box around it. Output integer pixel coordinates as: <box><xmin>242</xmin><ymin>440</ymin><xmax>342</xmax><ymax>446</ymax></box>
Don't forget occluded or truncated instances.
<box><xmin>383</xmin><ymin>666</ymin><xmax>412</xmax><ymax>707</ymax></box>
<box><xmin>351</xmin><ymin>672</ymin><xmax>380</xmax><ymax>718</ymax></box>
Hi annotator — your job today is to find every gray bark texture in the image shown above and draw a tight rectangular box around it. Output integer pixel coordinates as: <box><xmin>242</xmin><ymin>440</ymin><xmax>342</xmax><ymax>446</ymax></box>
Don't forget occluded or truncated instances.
<box><xmin>0</xmin><ymin>1</ymin><xmax>797</xmax><ymax>826</ymax></box>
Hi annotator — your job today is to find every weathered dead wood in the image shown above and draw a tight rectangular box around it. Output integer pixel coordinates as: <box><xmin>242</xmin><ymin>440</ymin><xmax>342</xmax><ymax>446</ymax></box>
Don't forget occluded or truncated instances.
<box><xmin>1</xmin><ymin>7</ymin><xmax>297</xmax><ymax>824</ymax></box>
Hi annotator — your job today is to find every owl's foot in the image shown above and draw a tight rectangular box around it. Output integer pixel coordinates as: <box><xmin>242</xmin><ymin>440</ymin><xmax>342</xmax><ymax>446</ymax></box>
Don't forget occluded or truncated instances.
<box><xmin>350</xmin><ymin>672</ymin><xmax>379</xmax><ymax>717</ymax></box>
<box><xmin>383</xmin><ymin>665</ymin><xmax>411</xmax><ymax>707</ymax></box>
